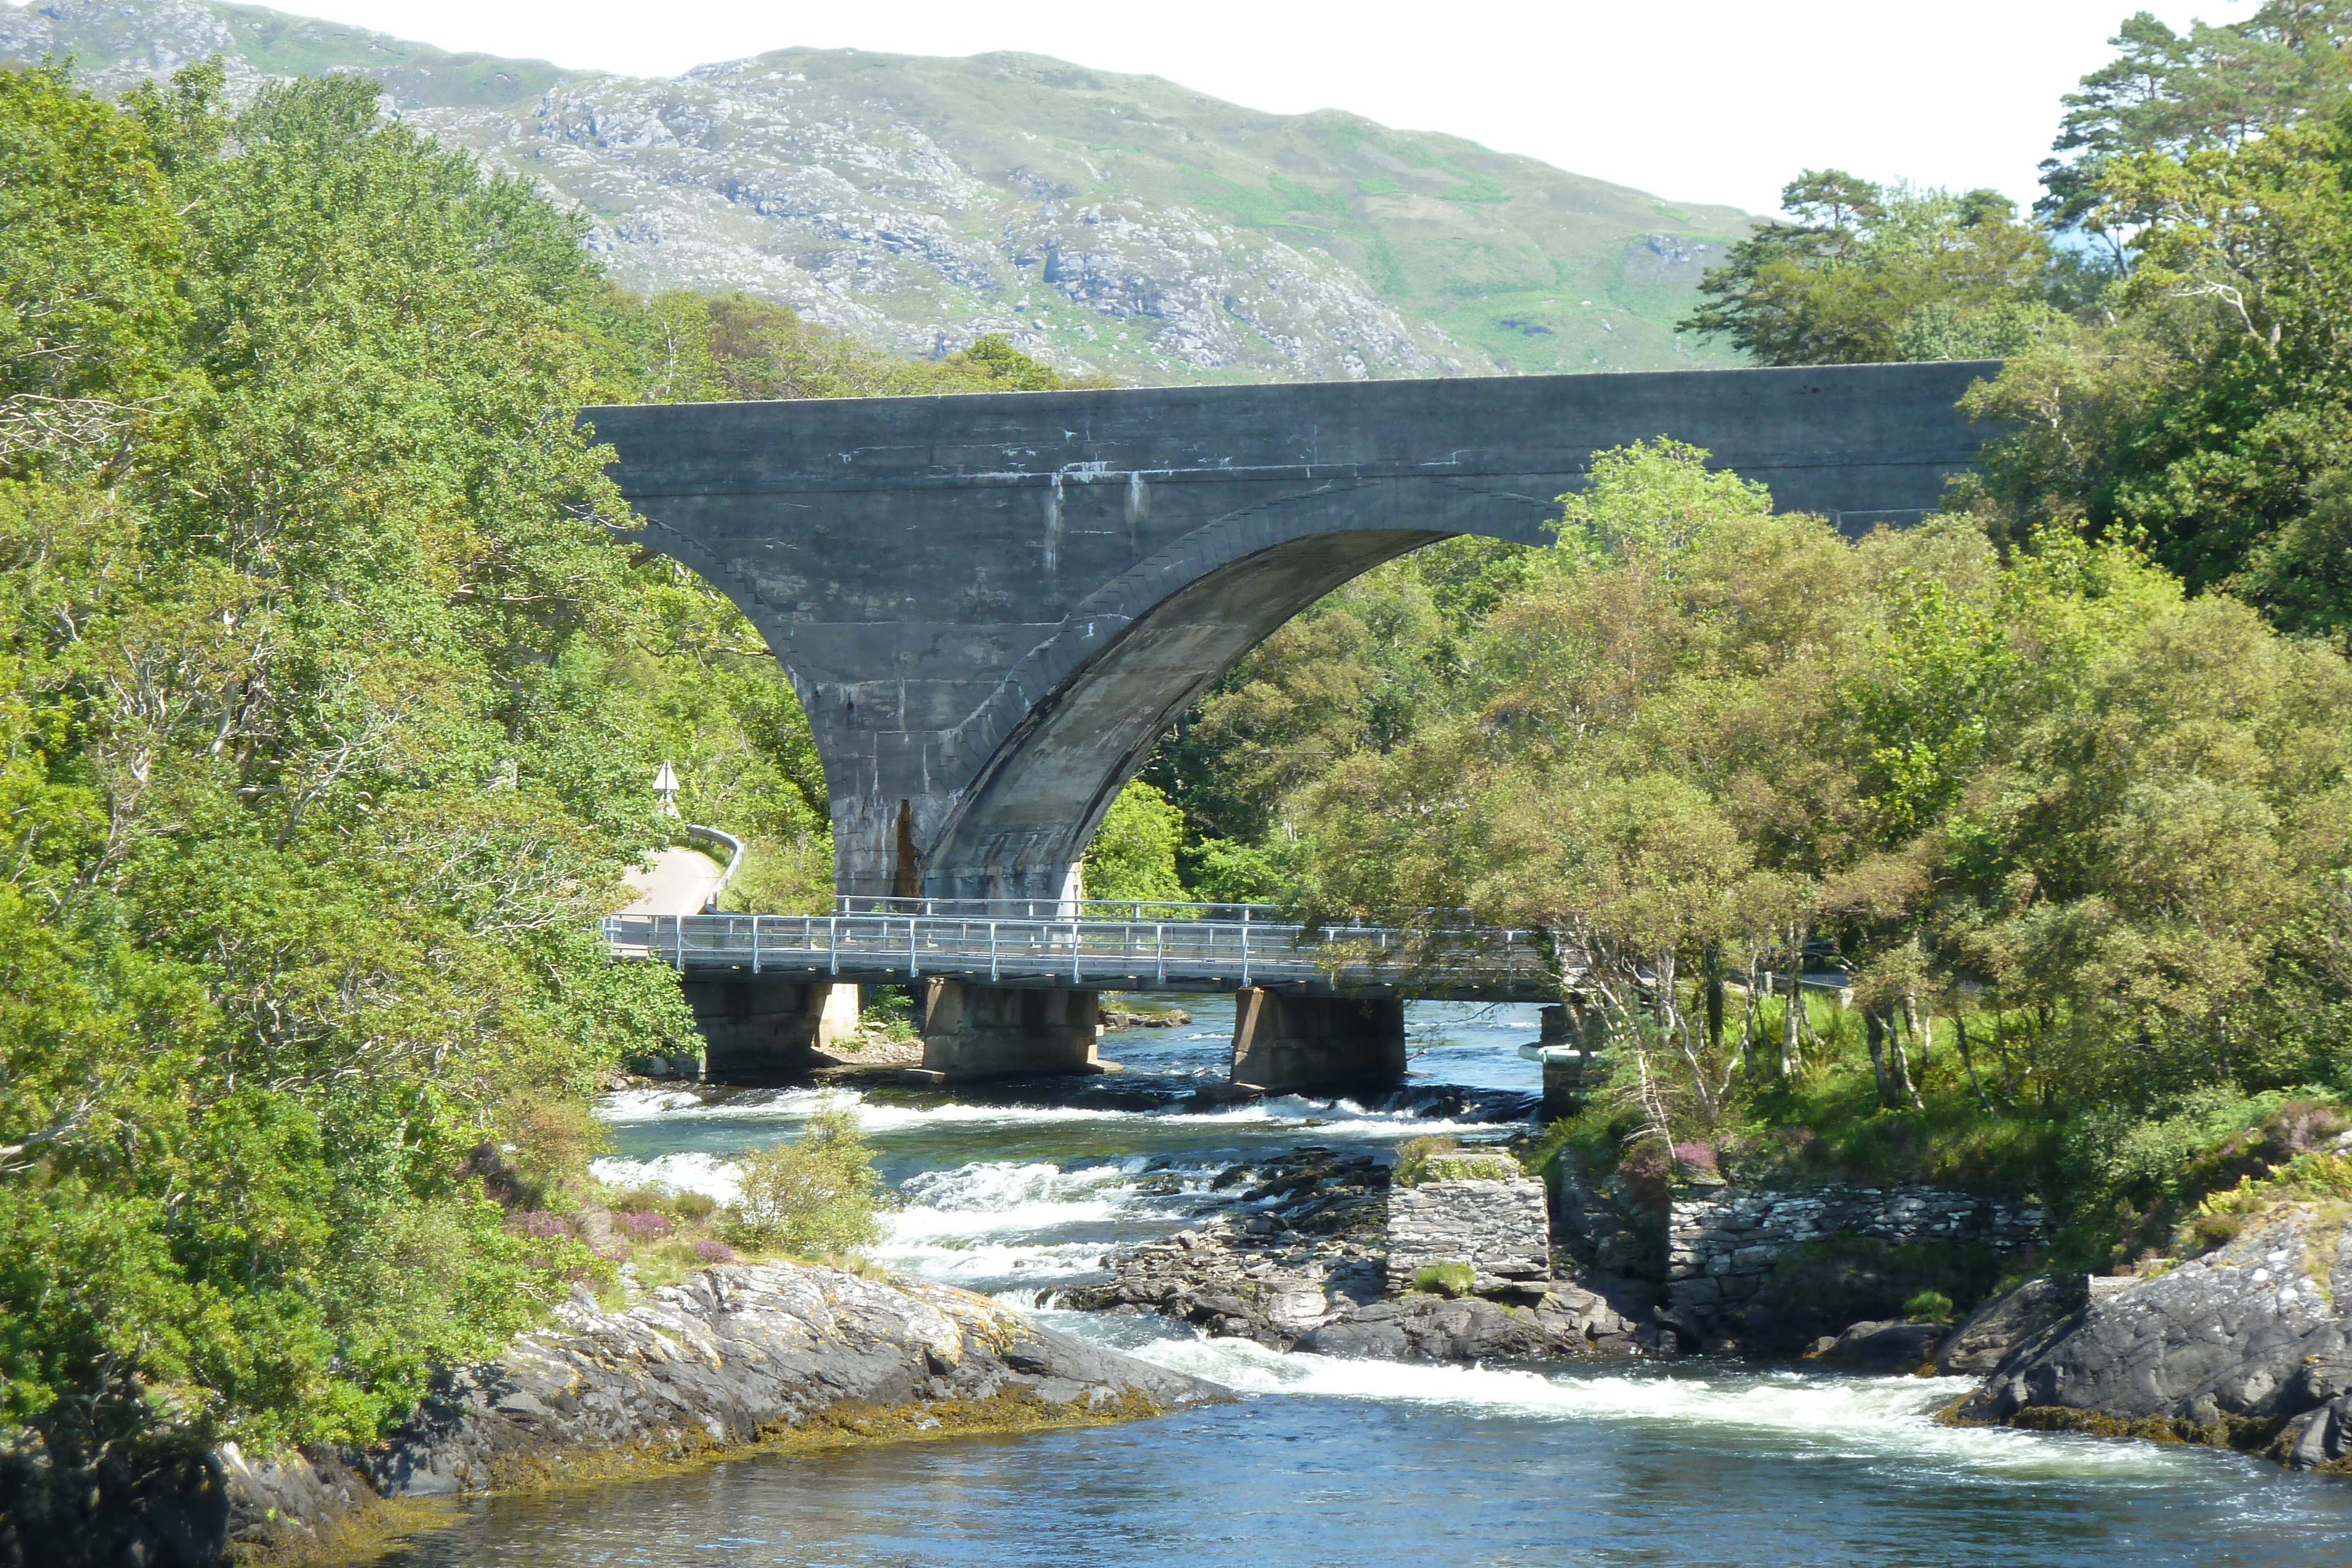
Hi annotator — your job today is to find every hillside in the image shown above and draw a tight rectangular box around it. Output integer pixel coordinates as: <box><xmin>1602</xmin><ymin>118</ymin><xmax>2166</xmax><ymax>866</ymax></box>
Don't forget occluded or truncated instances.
<box><xmin>0</xmin><ymin>0</ymin><xmax>1754</xmax><ymax>382</ymax></box>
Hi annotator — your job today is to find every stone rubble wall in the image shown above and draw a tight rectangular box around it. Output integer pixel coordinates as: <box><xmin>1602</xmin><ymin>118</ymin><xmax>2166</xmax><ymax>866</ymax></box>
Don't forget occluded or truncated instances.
<box><xmin>1385</xmin><ymin>1174</ymin><xmax>1552</xmax><ymax>1287</ymax></box>
<box><xmin>1667</xmin><ymin>1183</ymin><xmax>2045</xmax><ymax>1346</ymax></box>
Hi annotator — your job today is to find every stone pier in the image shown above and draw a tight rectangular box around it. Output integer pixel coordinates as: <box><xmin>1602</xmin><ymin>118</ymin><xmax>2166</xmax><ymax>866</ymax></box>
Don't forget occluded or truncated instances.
<box><xmin>1229</xmin><ymin>988</ymin><xmax>1405</xmax><ymax>1095</ymax></box>
<box><xmin>917</xmin><ymin>979</ymin><xmax>1101</xmax><ymax>1081</ymax></box>
<box><xmin>685</xmin><ymin>977</ymin><xmax>840</xmax><ymax>1080</ymax></box>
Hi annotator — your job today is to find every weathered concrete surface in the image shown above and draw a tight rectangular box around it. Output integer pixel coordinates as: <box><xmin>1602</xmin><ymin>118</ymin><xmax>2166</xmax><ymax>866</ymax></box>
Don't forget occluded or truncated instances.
<box><xmin>687</xmin><ymin>975</ymin><xmax>835</xmax><ymax>1081</ymax></box>
<box><xmin>1230</xmin><ymin>987</ymin><xmax>1405</xmax><ymax>1094</ymax></box>
<box><xmin>589</xmin><ymin>363</ymin><xmax>1996</xmax><ymax>900</ymax></box>
<box><xmin>919</xmin><ymin>978</ymin><xmax>1100</xmax><ymax>1079</ymax></box>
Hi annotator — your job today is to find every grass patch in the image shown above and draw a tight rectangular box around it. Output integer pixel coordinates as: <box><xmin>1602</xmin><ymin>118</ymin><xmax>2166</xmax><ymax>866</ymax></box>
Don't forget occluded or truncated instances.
<box><xmin>1903</xmin><ymin>1289</ymin><xmax>1956</xmax><ymax>1323</ymax></box>
<box><xmin>1411</xmin><ymin>1261</ymin><xmax>1477</xmax><ymax>1298</ymax></box>
<box><xmin>1394</xmin><ymin>1136</ymin><xmax>1519</xmax><ymax>1186</ymax></box>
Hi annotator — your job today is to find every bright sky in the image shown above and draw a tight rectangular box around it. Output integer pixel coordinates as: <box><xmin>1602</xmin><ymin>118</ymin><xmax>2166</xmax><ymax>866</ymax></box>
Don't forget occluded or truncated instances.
<box><xmin>35</xmin><ymin>0</ymin><xmax>2230</xmax><ymax>215</ymax></box>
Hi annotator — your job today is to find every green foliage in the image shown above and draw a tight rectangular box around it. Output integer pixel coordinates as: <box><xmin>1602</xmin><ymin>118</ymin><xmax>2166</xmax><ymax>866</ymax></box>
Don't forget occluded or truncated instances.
<box><xmin>1084</xmin><ymin>778</ymin><xmax>1187</xmax><ymax>903</ymax></box>
<box><xmin>1681</xmin><ymin>171</ymin><xmax>2067</xmax><ymax>367</ymax></box>
<box><xmin>1392</xmin><ymin>1136</ymin><xmax>1519</xmax><ymax>1186</ymax></box>
<box><xmin>728</xmin><ymin>1102</ymin><xmax>887</xmax><ymax>1256</ymax></box>
<box><xmin>1411</xmin><ymin>1262</ymin><xmax>1477</xmax><ymax>1298</ymax></box>
<box><xmin>1903</xmin><ymin>1289</ymin><xmax>1956</xmax><ymax>1323</ymax></box>
<box><xmin>858</xmin><ymin>985</ymin><xmax>919</xmax><ymax>1042</ymax></box>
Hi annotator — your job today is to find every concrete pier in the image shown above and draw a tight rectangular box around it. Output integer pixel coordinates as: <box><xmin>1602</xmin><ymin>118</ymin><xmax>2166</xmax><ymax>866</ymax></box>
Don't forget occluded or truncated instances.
<box><xmin>1230</xmin><ymin>988</ymin><xmax>1405</xmax><ymax>1095</ymax></box>
<box><xmin>1526</xmin><ymin>1004</ymin><xmax>1610</xmax><ymax>1119</ymax></box>
<box><xmin>918</xmin><ymin>979</ymin><xmax>1101</xmax><ymax>1081</ymax></box>
<box><xmin>686</xmin><ymin>976</ymin><xmax>840</xmax><ymax>1079</ymax></box>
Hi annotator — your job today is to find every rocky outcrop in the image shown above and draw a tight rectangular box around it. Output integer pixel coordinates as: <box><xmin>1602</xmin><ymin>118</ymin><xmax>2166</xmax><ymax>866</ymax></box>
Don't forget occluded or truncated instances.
<box><xmin>354</xmin><ymin>1262</ymin><xmax>1215</xmax><ymax>1500</ymax></box>
<box><xmin>79</xmin><ymin>1261</ymin><xmax>1217</xmax><ymax>1566</ymax></box>
<box><xmin>1952</xmin><ymin>1207</ymin><xmax>2352</xmax><ymax>1472</ymax></box>
<box><xmin>1063</xmin><ymin>1147</ymin><xmax>1645</xmax><ymax>1360</ymax></box>
<box><xmin>1932</xmin><ymin>1272</ymin><xmax>2085</xmax><ymax>1376</ymax></box>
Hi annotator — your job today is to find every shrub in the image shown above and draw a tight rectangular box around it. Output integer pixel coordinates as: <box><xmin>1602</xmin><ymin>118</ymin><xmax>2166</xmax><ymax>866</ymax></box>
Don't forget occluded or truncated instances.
<box><xmin>859</xmin><ymin>986</ymin><xmax>919</xmax><ymax>1042</ymax></box>
<box><xmin>1412</xmin><ymin>1262</ymin><xmax>1478</xmax><ymax>1298</ymax></box>
<box><xmin>611</xmin><ymin>1187</ymin><xmax>716</xmax><ymax>1222</ymax></box>
<box><xmin>1902</xmin><ymin>1289</ymin><xmax>1956</xmax><ymax>1323</ymax></box>
<box><xmin>1672</xmin><ymin>1141</ymin><xmax>1722</xmax><ymax>1181</ymax></box>
<box><xmin>729</xmin><ymin>1101</ymin><xmax>887</xmax><ymax>1255</ymax></box>
<box><xmin>617</xmin><ymin>1211</ymin><xmax>672</xmax><ymax>1241</ymax></box>
<box><xmin>1393</xmin><ymin>1136</ymin><xmax>1520</xmax><ymax>1186</ymax></box>
<box><xmin>507</xmin><ymin>1211</ymin><xmax>573</xmax><ymax>1240</ymax></box>
<box><xmin>693</xmin><ymin>1239</ymin><xmax>737</xmax><ymax>1264</ymax></box>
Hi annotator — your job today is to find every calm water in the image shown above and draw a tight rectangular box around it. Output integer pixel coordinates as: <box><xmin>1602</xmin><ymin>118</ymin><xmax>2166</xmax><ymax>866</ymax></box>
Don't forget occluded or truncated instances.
<box><xmin>383</xmin><ymin>999</ymin><xmax>2352</xmax><ymax>1567</ymax></box>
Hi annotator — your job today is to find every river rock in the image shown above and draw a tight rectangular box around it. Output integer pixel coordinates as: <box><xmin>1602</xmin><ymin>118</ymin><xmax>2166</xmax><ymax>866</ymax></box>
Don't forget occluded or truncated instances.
<box><xmin>1932</xmin><ymin>1273</ymin><xmax>2086</xmax><ymax>1376</ymax></box>
<box><xmin>1813</xmin><ymin>1319</ymin><xmax>1945</xmax><ymax>1372</ymax></box>
<box><xmin>1063</xmin><ymin>1147</ymin><xmax>1644</xmax><ymax>1360</ymax></box>
<box><xmin>1953</xmin><ymin>1205</ymin><xmax>2352</xmax><ymax>1469</ymax></box>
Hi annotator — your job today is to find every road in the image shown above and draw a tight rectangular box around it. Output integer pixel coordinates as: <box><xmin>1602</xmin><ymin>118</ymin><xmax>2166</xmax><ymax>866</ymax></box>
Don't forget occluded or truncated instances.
<box><xmin>620</xmin><ymin>847</ymin><xmax>725</xmax><ymax>917</ymax></box>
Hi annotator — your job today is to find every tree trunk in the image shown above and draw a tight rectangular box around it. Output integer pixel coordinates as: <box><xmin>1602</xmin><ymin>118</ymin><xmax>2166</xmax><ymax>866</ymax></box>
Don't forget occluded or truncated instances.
<box><xmin>1780</xmin><ymin>933</ymin><xmax>1802</xmax><ymax>1079</ymax></box>
<box><xmin>1865</xmin><ymin>1009</ymin><xmax>1891</xmax><ymax>1107</ymax></box>
<box><xmin>1704</xmin><ymin>944</ymin><xmax>1725</xmax><ymax>1062</ymax></box>
<box><xmin>1953</xmin><ymin>1012</ymin><xmax>1994</xmax><ymax>1113</ymax></box>
<box><xmin>1887</xmin><ymin>1005</ymin><xmax>1925</xmax><ymax>1112</ymax></box>
<box><xmin>1904</xmin><ymin>992</ymin><xmax>1930</xmax><ymax>1078</ymax></box>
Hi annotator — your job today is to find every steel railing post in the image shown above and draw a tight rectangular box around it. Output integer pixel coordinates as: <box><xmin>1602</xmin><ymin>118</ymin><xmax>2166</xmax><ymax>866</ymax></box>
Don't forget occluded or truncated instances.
<box><xmin>828</xmin><ymin>915</ymin><xmax>838</xmax><ymax>977</ymax></box>
<box><xmin>752</xmin><ymin>917</ymin><xmax>761</xmax><ymax>974</ymax></box>
<box><xmin>990</xmin><ymin>920</ymin><xmax>999</xmax><ymax>983</ymax></box>
<box><xmin>910</xmin><ymin>915</ymin><xmax>920</xmax><ymax>979</ymax></box>
<box><xmin>1240</xmin><ymin>920</ymin><xmax>1251</xmax><ymax>988</ymax></box>
<box><xmin>1156</xmin><ymin>924</ymin><xmax>1165</xmax><ymax>986</ymax></box>
<box><xmin>674</xmin><ymin>916</ymin><xmax>684</xmax><ymax>970</ymax></box>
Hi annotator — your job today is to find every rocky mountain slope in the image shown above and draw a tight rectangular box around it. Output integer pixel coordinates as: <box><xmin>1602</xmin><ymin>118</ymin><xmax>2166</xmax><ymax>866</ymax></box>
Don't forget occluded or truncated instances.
<box><xmin>1</xmin><ymin>0</ymin><xmax>1753</xmax><ymax>383</ymax></box>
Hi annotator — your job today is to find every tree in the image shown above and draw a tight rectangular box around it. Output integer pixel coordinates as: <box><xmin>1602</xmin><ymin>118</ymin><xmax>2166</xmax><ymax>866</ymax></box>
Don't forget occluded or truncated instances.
<box><xmin>1083</xmin><ymin>778</ymin><xmax>1187</xmax><ymax>904</ymax></box>
<box><xmin>1681</xmin><ymin>172</ymin><xmax>2062</xmax><ymax>366</ymax></box>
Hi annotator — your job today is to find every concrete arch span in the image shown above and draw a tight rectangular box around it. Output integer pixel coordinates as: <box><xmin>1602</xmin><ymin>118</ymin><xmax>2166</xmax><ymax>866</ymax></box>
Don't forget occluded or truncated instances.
<box><xmin>587</xmin><ymin>361</ymin><xmax>1996</xmax><ymax>900</ymax></box>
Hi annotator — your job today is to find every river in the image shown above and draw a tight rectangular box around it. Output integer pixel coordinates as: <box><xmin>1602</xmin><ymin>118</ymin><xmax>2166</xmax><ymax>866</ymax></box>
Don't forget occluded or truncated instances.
<box><xmin>382</xmin><ymin>998</ymin><xmax>2352</xmax><ymax>1566</ymax></box>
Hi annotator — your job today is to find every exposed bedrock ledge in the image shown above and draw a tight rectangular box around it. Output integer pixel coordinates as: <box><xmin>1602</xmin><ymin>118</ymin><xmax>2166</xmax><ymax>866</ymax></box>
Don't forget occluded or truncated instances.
<box><xmin>1950</xmin><ymin>1208</ymin><xmax>2352</xmax><ymax>1473</ymax></box>
<box><xmin>218</xmin><ymin>1261</ymin><xmax>1222</xmax><ymax>1563</ymax></box>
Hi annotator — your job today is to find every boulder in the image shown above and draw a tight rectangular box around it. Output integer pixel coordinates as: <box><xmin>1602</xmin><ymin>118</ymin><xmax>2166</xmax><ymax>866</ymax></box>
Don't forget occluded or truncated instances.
<box><xmin>1933</xmin><ymin>1273</ymin><xmax>2087</xmax><ymax>1376</ymax></box>
<box><xmin>1815</xmin><ymin>1319</ymin><xmax>1945</xmax><ymax>1372</ymax></box>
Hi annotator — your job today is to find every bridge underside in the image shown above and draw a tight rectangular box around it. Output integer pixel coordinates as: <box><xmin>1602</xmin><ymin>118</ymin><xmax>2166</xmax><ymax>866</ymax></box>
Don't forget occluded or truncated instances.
<box><xmin>589</xmin><ymin>362</ymin><xmax>1993</xmax><ymax>901</ymax></box>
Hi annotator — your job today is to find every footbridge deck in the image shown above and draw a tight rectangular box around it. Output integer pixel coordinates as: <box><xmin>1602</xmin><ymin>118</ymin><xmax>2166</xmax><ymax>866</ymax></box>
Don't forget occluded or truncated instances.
<box><xmin>602</xmin><ymin>907</ymin><xmax>1557</xmax><ymax>1004</ymax></box>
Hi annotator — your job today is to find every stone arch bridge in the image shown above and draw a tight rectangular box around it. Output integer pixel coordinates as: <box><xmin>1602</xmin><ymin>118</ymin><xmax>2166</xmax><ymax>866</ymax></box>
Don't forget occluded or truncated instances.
<box><xmin>586</xmin><ymin>360</ymin><xmax>1994</xmax><ymax>1090</ymax></box>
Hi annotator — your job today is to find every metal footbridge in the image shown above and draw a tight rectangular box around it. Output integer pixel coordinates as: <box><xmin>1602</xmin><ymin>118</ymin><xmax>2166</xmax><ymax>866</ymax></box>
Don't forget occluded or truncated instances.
<box><xmin>601</xmin><ymin>897</ymin><xmax>1558</xmax><ymax>1002</ymax></box>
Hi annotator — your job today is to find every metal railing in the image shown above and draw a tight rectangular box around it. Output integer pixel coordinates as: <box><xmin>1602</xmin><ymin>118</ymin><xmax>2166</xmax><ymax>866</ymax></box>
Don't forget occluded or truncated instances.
<box><xmin>682</xmin><ymin>824</ymin><xmax>744</xmax><ymax>914</ymax></box>
<box><xmin>601</xmin><ymin>910</ymin><xmax>1555</xmax><ymax>998</ymax></box>
<box><xmin>832</xmin><ymin>894</ymin><xmax>1279</xmax><ymax>924</ymax></box>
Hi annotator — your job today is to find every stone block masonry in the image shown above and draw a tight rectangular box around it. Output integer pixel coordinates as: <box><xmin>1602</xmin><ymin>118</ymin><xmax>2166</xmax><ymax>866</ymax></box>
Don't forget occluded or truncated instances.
<box><xmin>1386</xmin><ymin>1174</ymin><xmax>1551</xmax><ymax>1292</ymax></box>
<box><xmin>1666</xmin><ymin>1183</ymin><xmax>2046</xmax><ymax>1352</ymax></box>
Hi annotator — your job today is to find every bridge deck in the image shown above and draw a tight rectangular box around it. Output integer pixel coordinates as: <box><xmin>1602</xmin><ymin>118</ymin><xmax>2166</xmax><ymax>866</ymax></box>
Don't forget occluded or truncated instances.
<box><xmin>602</xmin><ymin>911</ymin><xmax>1558</xmax><ymax>1003</ymax></box>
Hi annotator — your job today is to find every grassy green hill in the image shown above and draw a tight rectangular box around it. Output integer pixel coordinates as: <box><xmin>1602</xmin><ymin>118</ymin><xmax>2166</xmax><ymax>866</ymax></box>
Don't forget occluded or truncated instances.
<box><xmin>1</xmin><ymin>1</ymin><xmax>1754</xmax><ymax>380</ymax></box>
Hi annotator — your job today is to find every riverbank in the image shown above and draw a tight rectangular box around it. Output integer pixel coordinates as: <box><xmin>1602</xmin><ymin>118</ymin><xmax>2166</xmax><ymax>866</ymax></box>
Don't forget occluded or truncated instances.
<box><xmin>356</xmin><ymin>1001</ymin><xmax>2352</xmax><ymax>1564</ymax></box>
<box><xmin>98</xmin><ymin>1261</ymin><xmax>1221</xmax><ymax>1566</ymax></box>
